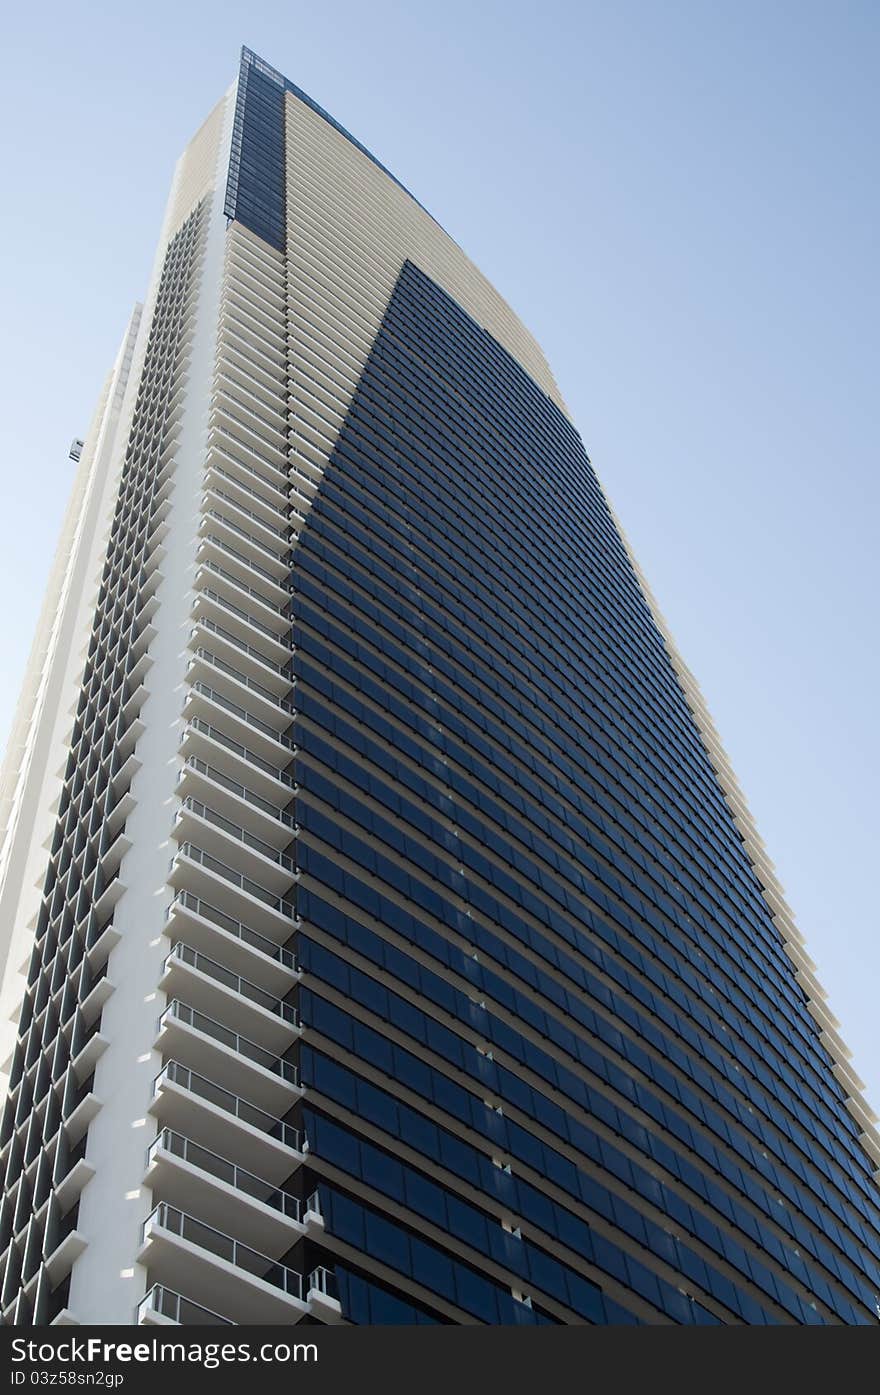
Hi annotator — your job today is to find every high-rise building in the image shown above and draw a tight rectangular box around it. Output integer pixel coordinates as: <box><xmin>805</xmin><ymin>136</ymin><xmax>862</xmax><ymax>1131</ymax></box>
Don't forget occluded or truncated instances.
<box><xmin>0</xmin><ymin>46</ymin><xmax>878</xmax><ymax>1329</ymax></box>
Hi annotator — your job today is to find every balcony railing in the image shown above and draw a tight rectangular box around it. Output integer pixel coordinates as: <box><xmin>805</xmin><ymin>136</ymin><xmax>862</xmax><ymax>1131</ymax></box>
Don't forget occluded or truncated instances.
<box><xmin>191</xmin><ymin>619</ymin><xmax>289</xmax><ymax>679</ymax></box>
<box><xmin>142</xmin><ymin>1204</ymin><xmax>303</xmax><ymax>1298</ymax></box>
<box><xmin>154</xmin><ymin>1062</ymin><xmax>303</xmax><ymax>1151</ymax></box>
<box><xmin>158</xmin><ymin>1001</ymin><xmax>299</xmax><ymax>1084</ymax></box>
<box><xmin>184</xmin><ymin>719</ymin><xmax>296</xmax><ymax>787</ymax></box>
<box><xmin>179</xmin><ymin>756</ymin><xmax>295</xmax><ymax>826</ymax></box>
<box><xmin>207</xmin><ymin>437</ymin><xmax>289</xmax><ymax>498</ymax></box>
<box><xmin>207</xmin><ymin>487</ymin><xmax>291</xmax><ymax>545</ymax></box>
<box><xmin>308</xmin><ymin>1265</ymin><xmax>339</xmax><ymax>1303</ymax></box>
<box><xmin>165</xmin><ymin>892</ymin><xmax>298</xmax><ymax>970</ymax></box>
<box><xmin>147</xmin><ymin>1129</ymin><xmax>301</xmax><ymax>1220</ymax></box>
<box><xmin>189</xmin><ymin>683</ymin><xmax>296</xmax><ymax>748</ymax></box>
<box><xmin>195</xmin><ymin>591</ymin><xmax>287</xmax><ymax>646</ymax></box>
<box><xmin>198</xmin><ymin>559</ymin><xmax>291</xmax><ymax>621</ymax></box>
<box><xmin>207</xmin><ymin>462</ymin><xmax>290</xmax><ymax>524</ymax></box>
<box><xmin>202</xmin><ymin>509</ymin><xmax>289</xmax><ymax>568</ymax></box>
<box><xmin>188</xmin><ymin>651</ymin><xmax>296</xmax><ymax>716</ymax></box>
<box><xmin>176</xmin><ymin>797</ymin><xmax>297</xmax><ymax>869</ymax></box>
<box><xmin>137</xmin><ymin>1284</ymin><xmax>234</xmax><ymax>1326</ymax></box>
<box><xmin>164</xmin><ymin>943</ymin><xmax>299</xmax><ymax>1023</ymax></box>
<box><xmin>201</xmin><ymin>528</ymin><xmax>286</xmax><ymax>588</ymax></box>
<box><xmin>173</xmin><ymin>843</ymin><xmax>297</xmax><ymax>915</ymax></box>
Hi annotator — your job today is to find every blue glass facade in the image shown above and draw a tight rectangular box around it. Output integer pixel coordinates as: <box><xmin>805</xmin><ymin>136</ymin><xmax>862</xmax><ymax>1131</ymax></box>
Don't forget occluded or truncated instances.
<box><xmin>287</xmin><ymin>259</ymin><xmax>880</xmax><ymax>1324</ymax></box>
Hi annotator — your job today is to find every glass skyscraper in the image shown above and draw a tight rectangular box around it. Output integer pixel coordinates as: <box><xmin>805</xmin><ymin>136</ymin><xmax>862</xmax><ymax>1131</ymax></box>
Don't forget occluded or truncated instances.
<box><xmin>0</xmin><ymin>47</ymin><xmax>877</xmax><ymax>1327</ymax></box>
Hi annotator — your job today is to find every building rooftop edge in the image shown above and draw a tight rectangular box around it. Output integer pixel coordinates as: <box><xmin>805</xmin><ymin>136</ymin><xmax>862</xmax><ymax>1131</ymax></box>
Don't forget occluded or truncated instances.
<box><xmin>239</xmin><ymin>45</ymin><xmax>445</xmax><ymax>234</ymax></box>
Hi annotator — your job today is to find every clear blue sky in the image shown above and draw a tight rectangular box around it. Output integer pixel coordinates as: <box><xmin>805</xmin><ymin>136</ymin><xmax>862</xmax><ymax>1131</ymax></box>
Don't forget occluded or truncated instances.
<box><xmin>0</xmin><ymin>2</ymin><xmax>877</xmax><ymax>1115</ymax></box>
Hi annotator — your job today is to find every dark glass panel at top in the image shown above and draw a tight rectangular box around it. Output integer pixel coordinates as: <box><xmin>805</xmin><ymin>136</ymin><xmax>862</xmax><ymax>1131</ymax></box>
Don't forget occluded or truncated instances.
<box><xmin>224</xmin><ymin>47</ymin><xmax>438</xmax><ymax>252</ymax></box>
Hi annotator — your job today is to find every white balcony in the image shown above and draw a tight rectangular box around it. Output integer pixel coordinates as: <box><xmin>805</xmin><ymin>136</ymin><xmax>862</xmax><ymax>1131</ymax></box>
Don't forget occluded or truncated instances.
<box><xmin>204</xmin><ymin>460</ymin><xmax>290</xmax><ymax>532</ymax></box>
<box><xmin>190</xmin><ymin>589</ymin><xmax>292</xmax><ymax>665</ymax></box>
<box><xmin>211</xmin><ymin>387</ymin><xmax>288</xmax><ymax>463</ymax></box>
<box><xmin>137</xmin><ymin>1284</ymin><xmax>234</xmax><ymax>1326</ymax></box>
<box><xmin>150</xmin><ymin>1061</ymin><xmax>305</xmax><ymax>1183</ymax></box>
<box><xmin>195</xmin><ymin>561</ymin><xmax>291</xmax><ymax>637</ymax></box>
<box><xmin>144</xmin><ymin>1129</ymin><xmax>313</xmax><ymax>1256</ymax></box>
<box><xmin>180</xmin><ymin>719</ymin><xmax>295</xmax><ymax>805</ymax></box>
<box><xmin>172</xmin><ymin>798</ymin><xmax>296</xmax><ymax>894</ymax></box>
<box><xmin>154</xmin><ymin>1001</ymin><xmax>301</xmax><ymax>1113</ymax></box>
<box><xmin>159</xmin><ymin>943</ymin><xmax>300</xmax><ymax>1054</ymax></box>
<box><xmin>197</xmin><ymin>533</ymin><xmax>290</xmax><ymax>606</ymax></box>
<box><xmin>202</xmin><ymin>485</ymin><xmax>290</xmax><ymax>557</ymax></box>
<box><xmin>138</xmin><ymin>1203</ymin><xmax>308</xmax><ymax>1325</ymax></box>
<box><xmin>219</xmin><ymin>285</ymin><xmax>286</xmax><ymax>355</ymax></box>
<box><xmin>219</xmin><ymin>289</ymin><xmax>287</xmax><ymax>361</ymax></box>
<box><xmin>188</xmin><ymin>619</ymin><xmax>293</xmax><ymax>698</ymax></box>
<box><xmin>206</xmin><ymin>427</ymin><xmax>288</xmax><ymax>503</ymax></box>
<box><xmin>176</xmin><ymin>754</ymin><xmax>295</xmax><ymax>847</ymax></box>
<box><xmin>164</xmin><ymin>891</ymin><xmax>298</xmax><ymax>993</ymax></box>
<box><xmin>306</xmin><ymin>1265</ymin><xmax>343</xmax><ymax>1323</ymax></box>
<box><xmin>182</xmin><ymin>683</ymin><xmax>295</xmax><ymax>766</ymax></box>
<box><xmin>206</xmin><ymin>426</ymin><xmax>287</xmax><ymax>494</ymax></box>
<box><xmin>210</xmin><ymin>397</ymin><xmax>289</xmax><ymax>469</ymax></box>
<box><xmin>216</xmin><ymin>305</ymin><xmax>286</xmax><ymax>373</ymax></box>
<box><xmin>168</xmin><ymin>842</ymin><xmax>296</xmax><ymax>942</ymax></box>
<box><xmin>199</xmin><ymin>507</ymin><xmax>290</xmax><ymax>580</ymax></box>
<box><xmin>185</xmin><ymin>649</ymin><xmax>294</xmax><ymax>734</ymax></box>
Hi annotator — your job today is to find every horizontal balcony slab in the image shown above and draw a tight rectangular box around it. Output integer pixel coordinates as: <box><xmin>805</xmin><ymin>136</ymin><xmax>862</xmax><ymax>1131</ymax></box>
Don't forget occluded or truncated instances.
<box><xmin>80</xmin><ymin>975</ymin><xmax>114</xmax><ymax>1026</ymax></box>
<box><xmin>144</xmin><ymin>1140</ymin><xmax>307</xmax><ymax>1257</ymax></box>
<box><xmin>195</xmin><ymin>564</ymin><xmax>292</xmax><ymax>638</ymax></box>
<box><xmin>216</xmin><ymin>310</ymin><xmax>286</xmax><ymax>371</ymax></box>
<box><xmin>150</xmin><ymin>1068</ymin><xmax>305</xmax><ymax>1183</ymax></box>
<box><xmin>137</xmin><ymin>1216</ymin><xmax>308</xmax><ymax>1326</ymax></box>
<box><xmin>99</xmin><ymin>831</ymin><xmax>131</xmax><ymax>880</ymax></box>
<box><xmin>54</xmin><ymin>1158</ymin><xmax>96</xmax><ymax>1213</ymax></box>
<box><xmin>205</xmin><ymin>464</ymin><xmax>289</xmax><ymax>531</ymax></box>
<box><xmin>179</xmin><ymin>722</ymin><xmax>295</xmax><ymax>813</ymax></box>
<box><xmin>207</xmin><ymin>425</ymin><xmax>288</xmax><ymax>491</ymax></box>
<box><xmin>86</xmin><ymin>920</ymin><xmax>121</xmax><ymax>972</ymax></box>
<box><xmin>137</xmin><ymin>1285</ymin><xmax>234</xmax><ymax>1326</ymax></box>
<box><xmin>168</xmin><ymin>846</ymin><xmax>296</xmax><ymax>943</ymax></box>
<box><xmin>218</xmin><ymin>293</ymin><xmax>286</xmax><ymax>354</ymax></box>
<box><xmin>159</xmin><ymin>953</ymin><xmax>300</xmax><ymax>1055</ymax></box>
<box><xmin>65</xmin><ymin>1092</ymin><xmax>101</xmax><ymax>1147</ymax></box>
<box><xmin>183</xmin><ymin>688</ymin><xmax>295</xmax><ymax>769</ymax></box>
<box><xmin>190</xmin><ymin>592</ymin><xmax>292</xmax><ymax>665</ymax></box>
<box><xmin>203</xmin><ymin>484</ymin><xmax>290</xmax><ymax>556</ymax></box>
<box><xmin>171</xmin><ymin>805</ymin><xmax>296</xmax><ymax>895</ymax></box>
<box><xmin>154</xmin><ymin>1009</ymin><xmax>300</xmax><ymax>1114</ymax></box>
<box><xmin>206</xmin><ymin>436</ymin><xmax>289</xmax><ymax>503</ymax></box>
<box><xmin>91</xmin><ymin>878</ymin><xmax>125</xmax><ymax>928</ymax></box>
<box><xmin>49</xmin><ymin>1309</ymin><xmax>79</xmax><ymax>1327</ymax></box>
<box><xmin>176</xmin><ymin>761</ymin><xmax>294</xmax><ymax>849</ymax></box>
<box><xmin>199</xmin><ymin>509</ymin><xmax>290</xmax><ymax>580</ymax></box>
<box><xmin>71</xmin><ymin>1032</ymin><xmax>108</xmax><ymax>1085</ymax></box>
<box><xmin>185</xmin><ymin>652</ymin><xmax>294</xmax><ymax>734</ymax></box>
<box><xmin>197</xmin><ymin>535</ymin><xmax>290</xmax><ymax>607</ymax></box>
<box><xmin>164</xmin><ymin>896</ymin><xmax>298</xmax><ymax>993</ymax></box>
<box><xmin>188</xmin><ymin>620</ymin><xmax>292</xmax><ymax>697</ymax></box>
<box><xmin>45</xmin><ymin>1230</ymin><xmax>87</xmax><ymax>1286</ymax></box>
<box><xmin>105</xmin><ymin>790</ymin><xmax>136</xmax><ymax>839</ymax></box>
<box><xmin>219</xmin><ymin>293</ymin><xmax>286</xmax><ymax>356</ymax></box>
<box><xmin>110</xmin><ymin>752</ymin><xmax>141</xmax><ymax>801</ymax></box>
